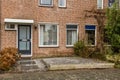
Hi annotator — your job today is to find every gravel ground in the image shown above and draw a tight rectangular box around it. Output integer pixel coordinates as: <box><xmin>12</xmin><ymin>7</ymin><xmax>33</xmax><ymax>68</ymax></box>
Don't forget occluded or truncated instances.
<box><xmin>0</xmin><ymin>69</ymin><xmax>120</xmax><ymax>80</ymax></box>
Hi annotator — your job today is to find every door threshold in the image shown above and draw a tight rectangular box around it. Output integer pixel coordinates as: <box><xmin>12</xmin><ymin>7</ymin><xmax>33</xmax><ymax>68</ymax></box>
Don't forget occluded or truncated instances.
<box><xmin>21</xmin><ymin>55</ymin><xmax>32</xmax><ymax>58</ymax></box>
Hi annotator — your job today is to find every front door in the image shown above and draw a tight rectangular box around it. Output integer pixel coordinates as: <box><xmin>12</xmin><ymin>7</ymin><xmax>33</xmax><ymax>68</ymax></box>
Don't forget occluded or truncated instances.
<box><xmin>18</xmin><ymin>25</ymin><xmax>31</xmax><ymax>55</ymax></box>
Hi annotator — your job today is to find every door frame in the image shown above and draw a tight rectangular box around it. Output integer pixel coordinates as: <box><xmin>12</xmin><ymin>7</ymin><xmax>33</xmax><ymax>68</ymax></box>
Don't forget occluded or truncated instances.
<box><xmin>16</xmin><ymin>24</ymin><xmax>33</xmax><ymax>57</ymax></box>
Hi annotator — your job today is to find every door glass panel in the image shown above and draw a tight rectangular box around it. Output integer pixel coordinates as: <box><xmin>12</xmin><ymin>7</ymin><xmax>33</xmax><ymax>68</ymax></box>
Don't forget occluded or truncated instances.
<box><xmin>27</xmin><ymin>27</ymin><xmax>30</xmax><ymax>39</ymax></box>
<box><xmin>19</xmin><ymin>27</ymin><xmax>27</xmax><ymax>39</ymax></box>
<box><xmin>27</xmin><ymin>42</ymin><xmax>30</xmax><ymax>50</ymax></box>
<box><xmin>19</xmin><ymin>42</ymin><xmax>27</xmax><ymax>50</ymax></box>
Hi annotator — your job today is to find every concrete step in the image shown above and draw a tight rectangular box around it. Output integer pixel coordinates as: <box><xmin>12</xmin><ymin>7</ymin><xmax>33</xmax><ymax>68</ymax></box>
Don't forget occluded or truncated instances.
<box><xmin>42</xmin><ymin>57</ymin><xmax>115</xmax><ymax>70</ymax></box>
<box><xmin>17</xmin><ymin>59</ymin><xmax>46</xmax><ymax>72</ymax></box>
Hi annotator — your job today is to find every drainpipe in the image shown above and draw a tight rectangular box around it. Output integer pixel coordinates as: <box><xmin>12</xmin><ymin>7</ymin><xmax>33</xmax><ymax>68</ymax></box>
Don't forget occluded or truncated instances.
<box><xmin>0</xmin><ymin>0</ymin><xmax>1</xmax><ymax>50</ymax></box>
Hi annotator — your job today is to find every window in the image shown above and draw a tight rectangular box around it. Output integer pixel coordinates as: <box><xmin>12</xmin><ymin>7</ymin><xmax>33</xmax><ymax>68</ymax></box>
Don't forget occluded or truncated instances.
<box><xmin>108</xmin><ymin>0</ymin><xmax>120</xmax><ymax>8</ymax></box>
<box><xmin>39</xmin><ymin>24</ymin><xmax>58</xmax><ymax>47</ymax></box>
<box><xmin>97</xmin><ymin>0</ymin><xmax>103</xmax><ymax>9</ymax></box>
<box><xmin>5</xmin><ymin>24</ymin><xmax>17</xmax><ymax>30</ymax></box>
<box><xmin>108</xmin><ymin>0</ymin><xmax>115</xmax><ymax>7</ymax></box>
<box><xmin>58</xmin><ymin>0</ymin><xmax>66</xmax><ymax>7</ymax></box>
<box><xmin>39</xmin><ymin>0</ymin><xmax>53</xmax><ymax>6</ymax></box>
<box><xmin>85</xmin><ymin>25</ymin><xmax>96</xmax><ymax>45</ymax></box>
<box><xmin>66</xmin><ymin>25</ymin><xmax>78</xmax><ymax>46</ymax></box>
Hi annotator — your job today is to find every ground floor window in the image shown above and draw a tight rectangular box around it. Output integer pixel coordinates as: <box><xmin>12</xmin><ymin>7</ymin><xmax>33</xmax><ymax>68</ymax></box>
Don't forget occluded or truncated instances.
<box><xmin>85</xmin><ymin>25</ymin><xmax>96</xmax><ymax>45</ymax></box>
<box><xmin>66</xmin><ymin>24</ymin><xmax>78</xmax><ymax>46</ymax></box>
<box><xmin>39</xmin><ymin>24</ymin><xmax>58</xmax><ymax>47</ymax></box>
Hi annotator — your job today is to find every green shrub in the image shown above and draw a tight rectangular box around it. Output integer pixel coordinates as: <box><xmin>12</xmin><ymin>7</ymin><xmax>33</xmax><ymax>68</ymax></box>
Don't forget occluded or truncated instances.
<box><xmin>73</xmin><ymin>41</ymin><xmax>93</xmax><ymax>58</ymax></box>
<box><xmin>0</xmin><ymin>47</ymin><xmax>21</xmax><ymax>71</ymax></box>
<box><xmin>90</xmin><ymin>52</ymin><xmax>106</xmax><ymax>61</ymax></box>
<box><xmin>104</xmin><ymin>46</ymin><xmax>113</xmax><ymax>55</ymax></box>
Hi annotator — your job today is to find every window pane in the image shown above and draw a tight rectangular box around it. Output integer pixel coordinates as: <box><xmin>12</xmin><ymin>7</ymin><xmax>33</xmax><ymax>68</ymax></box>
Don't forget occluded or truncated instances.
<box><xmin>97</xmin><ymin>0</ymin><xmax>103</xmax><ymax>9</ymax></box>
<box><xmin>85</xmin><ymin>30</ymin><xmax>95</xmax><ymax>45</ymax></box>
<box><xmin>59</xmin><ymin>0</ymin><xmax>66</xmax><ymax>7</ymax></box>
<box><xmin>40</xmin><ymin>0</ymin><xmax>52</xmax><ymax>5</ymax></box>
<box><xmin>67</xmin><ymin>25</ymin><xmax>77</xmax><ymax>45</ymax></box>
<box><xmin>108</xmin><ymin>0</ymin><xmax>115</xmax><ymax>7</ymax></box>
<box><xmin>40</xmin><ymin>24</ymin><xmax>57</xmax><ymax>46</ymax></box>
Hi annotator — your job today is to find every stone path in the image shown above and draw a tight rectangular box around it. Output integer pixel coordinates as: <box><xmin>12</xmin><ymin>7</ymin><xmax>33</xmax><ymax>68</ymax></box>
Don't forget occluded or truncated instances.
<box><xmin>0</xmin><ymin>69</ymin><xmax>120</xmax><ymax>80</ymax></box>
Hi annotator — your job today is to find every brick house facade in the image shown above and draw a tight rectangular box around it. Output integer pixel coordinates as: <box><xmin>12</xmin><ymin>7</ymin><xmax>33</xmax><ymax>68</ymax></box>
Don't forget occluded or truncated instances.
<box><xmin>0</xmin><ymin>0</ymin><xmax>112</xmax><ymax>57</ymax></box>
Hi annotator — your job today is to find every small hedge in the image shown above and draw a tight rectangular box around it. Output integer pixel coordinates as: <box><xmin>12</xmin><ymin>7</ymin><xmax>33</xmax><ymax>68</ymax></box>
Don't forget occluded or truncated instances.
<box><xmin>0</xmin><ymin>47</ymin><xmax>21</xmax><ymax>71</ymax></box>
<box><xmin>74</xmin><ymin>41</ymin><xmax>106</xmax><ymax>60</ymax></box>
<box><xmin>74</xmin><ymin>41</ymin><xmax>94</xmax><ymax>58</ymax></box>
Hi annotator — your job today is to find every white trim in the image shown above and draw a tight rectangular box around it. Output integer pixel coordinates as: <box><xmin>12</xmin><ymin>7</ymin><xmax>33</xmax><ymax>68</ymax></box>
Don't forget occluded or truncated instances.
<box><xmin>66</xmin><ymin>45</ymin><xmax>74</xmax><ymax>47</ymax></box>
<box><xmin>5</xmin><ymin>24</ymin><xmax>17</xmax><ymax>30</ymax></box>
<box><xmin>4</xmin><ymin>18</ymin><xmax>34</xmax><ymax>24</ymax></box>
<box><xmin>21</xmin><ymin>55</ymin><xmax>32</xmax><ymax>57</ymax></box>
<box><xmin>16</xmin><ymin>24</ymin><xmax>18</xmax><ymax>48</ymax></box>
<box><xmin>97</xmin><ymin>0</ymin><xmax>103</xmax><ymax>9</ymax></box>
<box><xmin>95</xmin><ymin>26</ymin><xmax>97</xmax><ymax>46</ymax></box>
<box><xmin>38</xmin><ymin>23</ymin><xmax>59</xmax><ymax>47</ymax></box>
<box><xmin>66</xmin><ymin>24</ymin><xmax>79</xmax><ymax>47</ymax></box>
<box><xmin>58</xmin><ymin>0</ymin><xmax>66</xmax><ymax>8</ymax></box>
<box><xmin>31</xmin><ymin>25</ymin><xmax>33</xmax><ymax>57</ymax></box>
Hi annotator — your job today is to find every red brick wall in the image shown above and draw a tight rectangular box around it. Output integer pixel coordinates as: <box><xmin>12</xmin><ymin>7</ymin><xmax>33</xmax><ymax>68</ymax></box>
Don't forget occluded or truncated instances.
<box><xmin>0</xmin><ymin>0</ymin><xmax>108</xmax><ymax>57</ymax></box>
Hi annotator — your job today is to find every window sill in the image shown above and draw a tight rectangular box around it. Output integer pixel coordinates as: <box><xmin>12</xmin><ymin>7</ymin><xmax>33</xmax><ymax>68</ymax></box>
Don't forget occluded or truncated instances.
<box><xmin>39</xmin><ymin>45</ymin><xmax>59</xmax><ymax>48</ymax></box>
<box><xmin>38</xmin><ymin>5</ymin><xmax>53</xmax><ymax>7</ymax></box>
<box><xmin>58</xmin><ymin>6</ymin><xmax>67</xmax><ymax>8</ymax></box>
<box><xmin>66</xmin><ymin>45</ymin><xmax>74</xmax><ymax>48</ymax></box>
<box><xmin>86</xmin><ymin>45</ymin><xmax>96</xmax><ymax>47</ymax></box>
<box><xmin>104</xmin><ymin>45</ymin><xmax>111</xmax><ymax>46</ymax></box>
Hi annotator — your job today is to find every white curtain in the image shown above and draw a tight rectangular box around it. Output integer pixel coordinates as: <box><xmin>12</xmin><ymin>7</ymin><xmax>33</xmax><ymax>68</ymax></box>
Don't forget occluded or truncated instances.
<box><xmin>97</xmin><ymin>0</ymin><xmax>103</xmax><ymax>9</ymax></box>
<box><xmin>67</xmin><ymin>30</ymin><xmax>77</xmax><ymax>45</ymax></box>
<box><xmin>72</xmin><ymin>31</ymin><xmax>77</xmax><ymax>45</ymax></box>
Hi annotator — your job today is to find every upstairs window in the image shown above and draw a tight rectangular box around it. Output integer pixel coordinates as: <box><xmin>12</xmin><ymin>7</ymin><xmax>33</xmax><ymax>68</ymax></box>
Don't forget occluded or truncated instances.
<box><xmin>58</xmin><ymin>0</ymin><xmax>66</xmax><ymax>7</ymax></box>
<box><xmin>39</xmin><ymin>0</ymin><xmax>53</xmax><ymax>6</ymax></box>
<box><xmin>97</xmin><ymin>0</ymin><xmax>103</xmax><ymax>9</ymax></box>
<box><xmin>108</xmin><ymin>0</ymin><xmax>115</xmax><ymax>7</ymax></box>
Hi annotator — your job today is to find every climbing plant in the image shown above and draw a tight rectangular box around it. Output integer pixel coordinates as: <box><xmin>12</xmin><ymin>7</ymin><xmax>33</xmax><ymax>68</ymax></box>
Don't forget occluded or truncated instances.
<box><xmin>106</xmin><ymin>2</ymin><xmax>120</xmax><ymax>53</ymax></box>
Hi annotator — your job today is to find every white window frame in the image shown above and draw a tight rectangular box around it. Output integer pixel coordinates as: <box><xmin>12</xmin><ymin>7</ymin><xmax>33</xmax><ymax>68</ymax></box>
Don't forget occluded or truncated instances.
<box><xmin>58</xmin><ymin>0</ymin><xmax>66</xmax><ymax>8</ymax></box>
<box><xmin>97</xmin><ymin>0</ymin><xmax>103</xmax><ymax>9</ymax></box>
<box><xmin>38</xmin><ymin>23</ymin><xmax>59</xmax><ymax>47</ymax></box>
<box><xmin>66</xmin><ymin>24</ymin><xmax>78</xmax><ymax>47</ymax></box>
<box><xmin>85</xmin><ymin>25</ymin><xmax>97</xmax><ymax>46</ymax></box>
<box><xmin>39</xmin><ymin>0</ymin><xmax>53</xmax><ymax>7</ymax></box>
<box><xmin>5</xmin><ymin>23</ymin><xmax>17</xmax><ymax>30</ymax></box>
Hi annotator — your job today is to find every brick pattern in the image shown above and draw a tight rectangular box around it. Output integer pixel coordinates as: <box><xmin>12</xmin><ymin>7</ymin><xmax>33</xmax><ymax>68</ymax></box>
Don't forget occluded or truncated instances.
<box><xmin>0</xmin><ymin>0</ymin><xmax>108</xmax><ymax>57</ymax></box>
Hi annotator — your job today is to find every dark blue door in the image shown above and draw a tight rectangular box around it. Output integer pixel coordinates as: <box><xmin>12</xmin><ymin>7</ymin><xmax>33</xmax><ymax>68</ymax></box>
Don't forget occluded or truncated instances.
<box><xmin>18</xmin><ymin>25</ymin><xmax>31</xmax><ymax>55</ymax></box>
